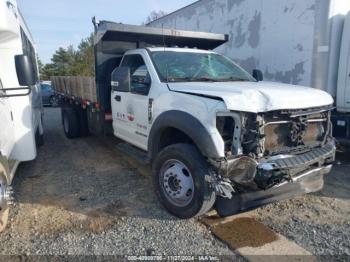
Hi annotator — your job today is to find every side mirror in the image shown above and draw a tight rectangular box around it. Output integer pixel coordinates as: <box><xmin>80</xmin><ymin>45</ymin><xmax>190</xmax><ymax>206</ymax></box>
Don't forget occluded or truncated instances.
<box><xmin>111</xmin><ymin>67</ymin><xmax>130</xmax><ymax>92</ymax></box>
<box><xmin>253</xmin><ymin>69</ymin><xmax>263</xmax><ymax>82</ymax></box>
<box><xmin>15</xmin><ymin>55</ymin><xmax>37</xmax><ymax>86</ymax></box>
<box><xmin>144</xmin><ymin>74</ymin><xmax>151</xmax><ymax>86</ymax></box>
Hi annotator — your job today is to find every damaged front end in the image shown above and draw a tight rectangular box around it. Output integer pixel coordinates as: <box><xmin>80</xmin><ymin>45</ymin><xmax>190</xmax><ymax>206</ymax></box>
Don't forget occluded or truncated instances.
<box><xmin>212</xmin><ymin>105</ymin><xmax>336</xmax><ymax>216</ymax></box>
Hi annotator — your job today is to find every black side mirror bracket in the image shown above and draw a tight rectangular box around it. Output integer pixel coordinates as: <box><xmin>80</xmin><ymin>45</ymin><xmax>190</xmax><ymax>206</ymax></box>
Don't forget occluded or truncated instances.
<box><xmin>253</xmin><ymin>69</ymin><xmax>263</xmax><ymax>82</ymax></box>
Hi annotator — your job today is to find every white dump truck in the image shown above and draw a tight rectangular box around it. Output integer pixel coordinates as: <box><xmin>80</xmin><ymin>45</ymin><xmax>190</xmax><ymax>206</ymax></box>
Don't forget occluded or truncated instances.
<box><xmin>0</xmin><ymin>0</ymin><xmax>43</xmax><ymax>231</ymax></box>
<box><xmin>52</xmin><ymin>19</ymin><xmax>335</xmax><ymax>218</ymax></box>
<box><xmin>148</xmin><ymin>0</ymin><xmax>350</xmax><ymax>143</ymax></box>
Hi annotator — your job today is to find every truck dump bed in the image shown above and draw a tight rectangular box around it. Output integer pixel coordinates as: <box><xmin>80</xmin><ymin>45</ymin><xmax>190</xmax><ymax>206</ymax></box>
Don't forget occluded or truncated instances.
<box><xmin>52</xmin><ymin>20</ymin><xmax>228</xmax><ymax>110</ymax></box>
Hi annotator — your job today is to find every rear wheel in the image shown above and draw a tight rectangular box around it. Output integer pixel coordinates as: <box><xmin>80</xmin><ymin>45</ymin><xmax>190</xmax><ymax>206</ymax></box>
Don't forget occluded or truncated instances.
<box><xmin>62</xmin><ymin>108</ymin><xmax>80</xmax><ymax>139</ymax></box>
<box><xmin>153</xmin><ymin>143</ymin><xmax>216</xmax><ymax>219</ymax></box>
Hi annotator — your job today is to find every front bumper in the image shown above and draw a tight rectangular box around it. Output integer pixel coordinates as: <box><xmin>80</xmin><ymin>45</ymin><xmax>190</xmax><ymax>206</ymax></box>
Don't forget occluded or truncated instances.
<box><xmin>215</xmin><ymin>142</ymin><xmax>336</xmax><ymax>217</ymax></box>
<box><xmin>258</xmin><ymin>143</ymin><xmax>335</xmax><ymax>172</ymax></box>
<box><xmin>215</xmin><ymin>164</ymin><xmax>332</xmax><ymax>216</ymax></box>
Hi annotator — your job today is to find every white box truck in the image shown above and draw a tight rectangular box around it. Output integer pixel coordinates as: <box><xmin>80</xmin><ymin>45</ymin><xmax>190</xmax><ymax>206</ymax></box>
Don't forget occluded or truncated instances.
<box><xmin>52</xmin><ymin>19</ymin><xmax>335</xmax><ymax>219</ymax></box>
<box><xmin>148</xmin><ymin>0</ymin><xmax>350</xmax><ymax>142</ymax></box>
<box><xmin>0</xmin><ymin>0</ymin><xmax>43</xmax><ymax>231</ymax></box>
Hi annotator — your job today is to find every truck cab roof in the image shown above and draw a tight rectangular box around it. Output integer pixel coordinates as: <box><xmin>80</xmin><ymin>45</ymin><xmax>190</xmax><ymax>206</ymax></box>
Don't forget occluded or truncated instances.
<box><xmin>124</xmin><ymin>47</ymin><xmax>215</xmax><ymax>55</ymax></box>
<box><xmin>94</xmin><ymin>20</ymin><xmax>228</xmax><ymax>52</ymax></box>
<box><xmin>146</xmin><ymin>47</ymin><xmax>215</xmax><ymax>53</ymax></box>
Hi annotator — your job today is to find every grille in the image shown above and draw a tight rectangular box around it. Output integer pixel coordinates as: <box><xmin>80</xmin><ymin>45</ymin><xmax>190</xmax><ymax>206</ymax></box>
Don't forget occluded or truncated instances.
<box><xmin>263</xmin><ymin>112</ymin><xmax>329</xmax><ymax>155</ymax></box>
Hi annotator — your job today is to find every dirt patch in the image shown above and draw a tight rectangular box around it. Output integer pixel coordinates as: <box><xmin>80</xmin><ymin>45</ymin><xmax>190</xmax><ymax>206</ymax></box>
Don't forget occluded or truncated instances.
<box><xmin>79</xmin><ymin>202</ymin><xmax>127</xmax><ymax>233</ymax></box>
<box><xmin>208</xmin><ymin>217</ymin><xmax>278</xmax><ymax>249</ymax></box>
<box><xmin>0</xmin><ymin>108</ymin><xmax>235</xmax><ymax>256</ymax></box>
<box><xmin>86</xmin><ymin>201</ymin><xmax>128</xmax><ymax>220</ymax></box>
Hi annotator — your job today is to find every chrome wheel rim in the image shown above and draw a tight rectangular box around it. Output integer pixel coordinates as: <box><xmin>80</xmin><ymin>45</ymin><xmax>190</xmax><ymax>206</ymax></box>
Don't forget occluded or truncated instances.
<box><xmin>51</xmin><ymin>97</ymin><xmax>59</xmax><ymax>107</ymax></box>
<box><xmin>160</xmin><ymin>159</ymin><xmax>194</xmax><ymax>207</ymax></box>
<box><xmin>0</xmin><ymin>177</ymin><xmax>12</xmax><ymax>210</ymax></box>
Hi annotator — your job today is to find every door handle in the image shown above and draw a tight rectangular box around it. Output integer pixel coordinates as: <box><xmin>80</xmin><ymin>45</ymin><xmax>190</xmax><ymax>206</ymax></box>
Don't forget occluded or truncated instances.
<box><xmin>114</xmin><ymin>95</ymin><xmax>121</xmax><ymax>102</ymax></box>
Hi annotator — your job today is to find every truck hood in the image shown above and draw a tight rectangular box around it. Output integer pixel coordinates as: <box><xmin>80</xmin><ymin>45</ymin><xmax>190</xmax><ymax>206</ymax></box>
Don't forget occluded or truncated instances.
<box><xmin>168</xmin><ymin>81</ymin><xmax>334</xmax><ymax>113</ymax></box>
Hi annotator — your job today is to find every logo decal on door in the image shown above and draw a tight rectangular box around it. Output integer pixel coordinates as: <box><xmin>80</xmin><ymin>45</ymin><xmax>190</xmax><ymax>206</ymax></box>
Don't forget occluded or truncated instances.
<box><xmin>127</xmin><ymin>104</ymin><xmax>135</xmax><ymax>122</ymax></box>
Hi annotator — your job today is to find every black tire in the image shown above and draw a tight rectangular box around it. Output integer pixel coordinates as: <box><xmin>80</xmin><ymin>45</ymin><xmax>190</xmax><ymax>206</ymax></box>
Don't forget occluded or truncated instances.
<box><xmin>35</xmin><ymin>115</ymin><xmax>44</xmax><ymax>147</ymax></box>
<box><xmin>152</xmin><ymin>143</ymin><xmax>216</xmax><ymax>219</ymax></box>
<box><xmin>62</xmin><ymin>108</ymin><xmax>80</xmax><ymax>139</ymax></box>
<box><xmin>35</xmin><ymin>129</ymin><xmax>44</xmax><ymax>147</ymax></box>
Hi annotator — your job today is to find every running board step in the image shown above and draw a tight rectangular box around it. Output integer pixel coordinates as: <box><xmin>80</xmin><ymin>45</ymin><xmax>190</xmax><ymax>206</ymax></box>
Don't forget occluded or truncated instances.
<box><xmin>116</xmin><ymin>143</ymin><xmax>150</xmax><ymax>165</ymax></box>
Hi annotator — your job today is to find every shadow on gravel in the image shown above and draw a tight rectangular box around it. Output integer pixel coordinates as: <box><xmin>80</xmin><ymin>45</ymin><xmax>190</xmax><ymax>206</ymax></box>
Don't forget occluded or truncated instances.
<box><xmin>11</xmin><ymin>108</ymin><xmax>176</xmax><ymax>235</ymax></box>
<box><xmin>10</xmin><ymin>108</ymin><xmax>350</xmax><ymax>236</ymax></box>
<box><xmin>312</xmin><ymin>150</ymin><xmax>350</xmax><ymax>200</ymax></box>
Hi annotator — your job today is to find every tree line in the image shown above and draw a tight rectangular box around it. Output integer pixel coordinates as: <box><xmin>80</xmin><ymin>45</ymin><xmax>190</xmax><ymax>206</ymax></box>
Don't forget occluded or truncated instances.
<box><xmin>39</xmin><ymin>34</ymin><xmax>94</xmax><ymax>80</ymax></box>
<box><xmin>39</xmin><ymin>11</ymin><xmax>167</xmax><ymax>80</ymax></box>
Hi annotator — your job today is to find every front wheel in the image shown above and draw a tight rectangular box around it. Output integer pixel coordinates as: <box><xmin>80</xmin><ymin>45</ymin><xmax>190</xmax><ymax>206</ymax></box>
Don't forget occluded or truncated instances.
<box><xmin>153</xmin><ymin>143</ymin><xmax>216</xmax><ymax>219</ymax></box>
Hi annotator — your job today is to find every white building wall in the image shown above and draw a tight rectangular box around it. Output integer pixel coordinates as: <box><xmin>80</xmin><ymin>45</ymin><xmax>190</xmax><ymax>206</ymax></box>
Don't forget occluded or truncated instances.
<box><xmin>149</xmin><ymin>0</ymin><xmax>318</xmax><ymax>87</ymax></box>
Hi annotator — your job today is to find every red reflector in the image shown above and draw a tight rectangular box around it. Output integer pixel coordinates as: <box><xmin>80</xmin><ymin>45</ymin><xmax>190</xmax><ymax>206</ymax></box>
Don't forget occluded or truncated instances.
<box><xmin>105</xmin><ymin>113</ymin><xmax>113</xmax><ymax>121</ymax></box>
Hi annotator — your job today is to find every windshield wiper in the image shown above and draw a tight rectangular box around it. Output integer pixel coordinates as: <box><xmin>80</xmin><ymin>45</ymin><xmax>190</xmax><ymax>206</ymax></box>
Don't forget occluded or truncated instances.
<box><xmin>218</xmin><ymin>77</ymin><xmax>252</xmax><ymax>82</ymax></box>
<box><xmin>167</xmin><ymin>77</ymin><xmax>217</xmax><ymax>82</ymax></box>
<box><xmin>190</xmin><ymin>77</ymin><xmax>217</xmax><ymax>82</ymax></box>
<box><xmin>167</xmin><ymin>77</ymin><xmax>191</xmax><ymax>82</ymax></box>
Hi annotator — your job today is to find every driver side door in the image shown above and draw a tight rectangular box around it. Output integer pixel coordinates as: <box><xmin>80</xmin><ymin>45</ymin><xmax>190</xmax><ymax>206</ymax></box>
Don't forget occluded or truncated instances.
<box><xmin>111</xmin><ymin>54</ymin><xmax>152</xmax><ymax>150</ymax></box>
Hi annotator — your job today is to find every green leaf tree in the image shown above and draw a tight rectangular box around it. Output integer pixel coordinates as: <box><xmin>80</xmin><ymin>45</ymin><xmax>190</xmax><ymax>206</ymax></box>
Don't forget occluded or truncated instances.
<box><xmin>40</xmin><ymin>34</ymin><xmax>95</xmax><ymax>80</ymax></box>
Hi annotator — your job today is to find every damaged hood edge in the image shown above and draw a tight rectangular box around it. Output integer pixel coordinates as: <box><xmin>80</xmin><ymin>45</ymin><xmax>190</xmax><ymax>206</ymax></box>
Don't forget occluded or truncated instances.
<box><xmin>168</xmin><ymin>81</ymin><xmax>334</xmax><ymax>113</ymax></box>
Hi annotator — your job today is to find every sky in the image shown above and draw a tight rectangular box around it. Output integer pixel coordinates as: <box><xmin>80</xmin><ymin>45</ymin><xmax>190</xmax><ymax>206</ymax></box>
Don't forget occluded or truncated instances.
<box><xmin>17</xmin><ymin>0</ymin><xmax>195</xmax><ymax>63</ymax></box>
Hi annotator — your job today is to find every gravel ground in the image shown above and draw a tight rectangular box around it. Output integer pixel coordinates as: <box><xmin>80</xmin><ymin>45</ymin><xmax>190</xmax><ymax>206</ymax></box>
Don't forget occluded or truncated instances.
<box><xmin>253</xmin><ymin>151</ymin><xmax>350</xmax><ymax>256</ymax></box>
<box><xmin>0</xmin><ymin>108</ymin><xmax>235</xmax><ymax>257</ymax></box>
<box><xmin>1</xmin><ymin>107</ymin><xmax>349</xmax><ymax>258</ymax></box>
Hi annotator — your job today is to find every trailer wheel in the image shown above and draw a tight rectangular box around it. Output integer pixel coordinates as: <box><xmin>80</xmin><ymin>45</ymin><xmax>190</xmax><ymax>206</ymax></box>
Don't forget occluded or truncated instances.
<box><xmin>153</xmin><ymin>143</ymin><xmax>216</xmax><ymax>219</ymax></box>
<box><xmin>62</xmin><ymin>108</ymin><xmax>80</xmax><ymax>139</ymax></box>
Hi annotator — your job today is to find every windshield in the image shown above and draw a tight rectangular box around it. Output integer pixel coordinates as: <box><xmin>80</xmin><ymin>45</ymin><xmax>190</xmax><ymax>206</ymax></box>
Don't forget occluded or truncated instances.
<box><xmin>151</xmin><ymin>51</ymin><xmax>256</xmax><ymax>83</ymax></box>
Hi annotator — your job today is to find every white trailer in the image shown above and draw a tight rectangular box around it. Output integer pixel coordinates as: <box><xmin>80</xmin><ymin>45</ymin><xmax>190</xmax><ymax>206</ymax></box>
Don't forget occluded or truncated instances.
<box><xmin>148</xmin><ymin>0</ymin><xmax>350</xmax><ymax>140</ymax></box>
<box><xmin>0</xmin><ymin>0</ymin><xmax>43</xmax><ymax>231</ymax></box>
